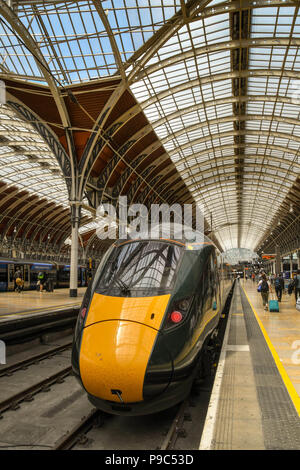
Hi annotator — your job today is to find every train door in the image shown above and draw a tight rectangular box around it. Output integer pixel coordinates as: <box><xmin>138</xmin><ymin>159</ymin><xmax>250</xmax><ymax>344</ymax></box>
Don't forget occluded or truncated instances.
<box><xmin>0</xmin><ymin>264</ymin><xmax>8</xmax><ymax>291</ymax></box>
<box><xmin>23</xmin><ymin>265</ymin><xmax>30</xmax><ymax>290</ymax></box>
<box><xmin>7</xmin><ymin>264</ymin><xmax>15</xmax><ymax>291</ymax></box>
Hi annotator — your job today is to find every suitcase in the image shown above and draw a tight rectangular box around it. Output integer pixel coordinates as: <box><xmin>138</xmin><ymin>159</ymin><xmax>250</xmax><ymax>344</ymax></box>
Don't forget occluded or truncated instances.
<box><xmin>269</xmin><ymin>295</ymin><xmax>279</xmax><ymax>312</ymax></box>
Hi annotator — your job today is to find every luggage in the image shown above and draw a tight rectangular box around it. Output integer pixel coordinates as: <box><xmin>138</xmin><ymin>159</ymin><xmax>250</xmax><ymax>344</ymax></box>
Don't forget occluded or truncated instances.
<box><xmin>296</xmin><ymin>297</ymin><xmax>300</xmax><ymax>312</ymax></box>
<box><xmin>269</xmin><ymin>294</ymin><xmax>279</xmax><ymax>312</ymax></box>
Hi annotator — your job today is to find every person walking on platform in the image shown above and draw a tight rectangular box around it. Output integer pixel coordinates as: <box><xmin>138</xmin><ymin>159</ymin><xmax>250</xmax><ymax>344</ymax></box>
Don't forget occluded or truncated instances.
<box><xmin>38</xmin><ymin>271</ymin><xmax>46</xmax><ymax>292</ymax></box>
<box><xmin>14</xmin><ymin>268</ymin><xmax>23</xmax><ymax>293</ymax></box>
<box><xmin>294</xmin><ymin>270</ymin><xmax>300</xmax><ymax>304</ymax></box>
<box><xmin>258</xmin><ymin>274</ymin><xmax>272</xmax><ymax>311</ymax></box>
<box><xmin>274</xmin><ymin>274</ymin><xmax>284</xmax><ymax>302</ymax></box>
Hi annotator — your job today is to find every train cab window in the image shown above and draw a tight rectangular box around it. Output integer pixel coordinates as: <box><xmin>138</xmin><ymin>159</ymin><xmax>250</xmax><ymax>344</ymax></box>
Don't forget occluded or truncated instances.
<box><xmin>95</xmin><ymin>240</ymin><xmax>183</xmax><ymax>297</ymax></box>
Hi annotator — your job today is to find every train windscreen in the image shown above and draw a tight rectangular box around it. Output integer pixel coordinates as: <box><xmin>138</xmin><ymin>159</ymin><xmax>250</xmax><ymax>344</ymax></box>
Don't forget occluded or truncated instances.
<box><xmin>95</xmin><ymin>241</ymin><xmax>183</xmax><ymax>297</ymax></box>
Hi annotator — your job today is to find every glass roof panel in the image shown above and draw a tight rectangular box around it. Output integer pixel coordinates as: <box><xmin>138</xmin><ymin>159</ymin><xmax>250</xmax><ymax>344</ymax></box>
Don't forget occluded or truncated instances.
<box><xmin>0</xmin><ymin>0</ymin><xmax>183</xmax><ymax>84</ymax></box>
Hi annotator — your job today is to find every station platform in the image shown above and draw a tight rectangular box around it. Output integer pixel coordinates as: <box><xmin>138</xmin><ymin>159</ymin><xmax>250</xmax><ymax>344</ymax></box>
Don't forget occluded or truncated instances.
<box><xmin>200</xmin><ymin>281</ymin><xmax>300</xmax><ymax>450</ymax></box>
<box><xmin>0</xmin><ymin>288</ymin><xmax>86</xmax><ymax>321</ymax></box>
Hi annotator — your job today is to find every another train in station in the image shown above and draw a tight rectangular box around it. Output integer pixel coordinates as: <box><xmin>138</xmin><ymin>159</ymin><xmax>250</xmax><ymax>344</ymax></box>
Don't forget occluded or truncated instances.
<box><xmin>72</xmin><ymin>232</ymin><xmax>234</xmax><ymax>416</ymax></box>
<box><xmin>0</xmin><ymin>259</ymin><xmax>87</xmax><ymax>291</ymax></box>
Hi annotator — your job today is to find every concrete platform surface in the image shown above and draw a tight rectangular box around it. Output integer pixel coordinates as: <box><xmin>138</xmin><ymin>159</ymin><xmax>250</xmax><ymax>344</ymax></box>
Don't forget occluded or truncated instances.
<box><xmin>242</xmin><ymin>279</ymin><xmax>300</xmax><ymax>399</ymax></box>
<box><xmin>0</xmin><ymin>288</ymin><xmax>86</xmax><ymax>319</ymax></box>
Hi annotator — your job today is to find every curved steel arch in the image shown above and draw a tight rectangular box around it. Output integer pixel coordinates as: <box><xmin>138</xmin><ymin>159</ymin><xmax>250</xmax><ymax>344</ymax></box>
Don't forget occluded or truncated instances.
<box><xmin>7</xmin><ymin>97</ymin><xmax>72</xmax><ymax>192</ymax></box>
<box><xmin>0</xmin><ymin>0</ymin><xmax>76</xmax><ymax>189</ymax></box>
<box><xmin>168</xmin><ymin>129</ymin><xmax>300</xmax><ymax>159</ymax></box>
<box><xmin>152</xmin><ymin>95</ymin><xmax>299</xmax><ymax>130</ymax></box>
<box><xmin>137</xmin><ymin>37</ymin><xmax>300</xmax><ymax>82</ymax></box>
<box><xmin>140</xmin><ymin>70</ymin><xmax>300</xmax><ymax>111</ymax></box>
<box><xmin>161</xmin><ymin>114</ymin><xmax>300</xmax><ymax>148</ymax></box>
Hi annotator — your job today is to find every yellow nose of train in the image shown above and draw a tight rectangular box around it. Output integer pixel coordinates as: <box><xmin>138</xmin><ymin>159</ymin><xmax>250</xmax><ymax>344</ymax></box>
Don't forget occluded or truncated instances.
<box><xmin>79</xmin><ymin>293</ymin><xmax>170</xmax><ymax>403</ymax></box>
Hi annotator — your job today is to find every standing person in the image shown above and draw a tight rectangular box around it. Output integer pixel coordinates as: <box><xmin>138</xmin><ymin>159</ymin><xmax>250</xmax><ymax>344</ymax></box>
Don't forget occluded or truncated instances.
<box><xmin>294</xmin><ymin>269</ymin><xmax>300</xmax><ymax>304</ymax></box>
<box><xmin>252</xmin><ymin>273</ymin><xmax>255</xmax><ymax>283</ymax></box>
<box><xmin>274</xmin><ymin>274</ymin><xmax>284</xmax><ymax>302</ymax></box>
<box><xmin>258</xmin><ymin>274</ymin><xmax>272</xmax><ymax>311</ymax></box>
<box><xmin>38</xmin><ymin>271</ymin><xmax>46</xmax><ymax>292</ymax></box>
<box><xmin>14</xmin><ymin>267</ymin><xmax>23</xmax><ymax>293</ymax></box>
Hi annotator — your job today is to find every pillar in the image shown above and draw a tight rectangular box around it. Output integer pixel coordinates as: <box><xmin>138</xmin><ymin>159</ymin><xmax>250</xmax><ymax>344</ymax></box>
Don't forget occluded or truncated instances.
<box><xmin>290</xmin><ymin>254</ymin><xmax>293</xmax><ymax>276</ymax></box>
<box><xmin>70</xmin><ymin>203</ymin><xmax>81</xmax><ymax>297</ymax></box>
<box><xmin>275</xmin><ymin>245</ymin><xmax>281</xmax><ymax>275</ymax></box>
<box><xmin>298</xmin><ymin>251</ymin><xmax>300</xmax><ymax>271</ymax></box>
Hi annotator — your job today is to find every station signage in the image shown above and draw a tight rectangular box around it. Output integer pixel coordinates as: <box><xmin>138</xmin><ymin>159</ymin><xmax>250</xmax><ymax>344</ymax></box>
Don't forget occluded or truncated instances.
<box><xmin>262</xmin><ymin>254</ymin><xmax>276</xmax><ymax>260</ymax></box>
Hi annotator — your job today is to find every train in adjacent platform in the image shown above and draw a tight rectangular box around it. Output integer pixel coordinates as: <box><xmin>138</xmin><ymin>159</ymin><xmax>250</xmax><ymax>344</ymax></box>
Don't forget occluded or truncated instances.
<box><xmin>0</xmin><ymin>259</ymin><xmax>87</xmax><ymax>291</ymax></box>
<box><xmin>72</xmin><ymin>232</ymin><xmax>234</xmax><ymax>416</ymax></box>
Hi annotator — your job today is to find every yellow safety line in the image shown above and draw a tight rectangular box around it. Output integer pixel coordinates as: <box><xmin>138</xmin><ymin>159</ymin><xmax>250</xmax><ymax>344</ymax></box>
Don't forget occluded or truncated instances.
<box><xmin>242</xmin><ymin>285</ymin><xmax>300</xmax><ymax>417</ymax></box>
<box><xmin>0</xmin><ymin>302</ymin><xmax>81</xmax><ymax>318</ymax></box>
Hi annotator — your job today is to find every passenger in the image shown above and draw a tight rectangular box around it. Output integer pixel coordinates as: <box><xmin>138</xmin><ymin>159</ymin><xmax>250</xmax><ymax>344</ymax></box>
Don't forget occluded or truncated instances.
<box><xmin>14</xmin><ymin>268</ymin><xmax>23</xmax><ymax>293</ymax></box>
<box><xmin>294</xmin><ymin>269</ymin><xmax>300</xmax><ymax>304</ymax></box>
<box><xmin>252</xmin><ymin>273</ymin><xmax>255</xmax><ymax>282</ymax></box>
<box><xmin>38</xmin><ymin>271</ymin><xmax>46</xmax><ymax>292</ymax></box>
<box><xmin>274</xmin><ymin>274</ymin><xmax>284</xmax><ymax>302</ymax></box>
<box><xmin>258</xmin><ymin>274</ymin><xmax>272</xmax><ymax>311</ymax></box>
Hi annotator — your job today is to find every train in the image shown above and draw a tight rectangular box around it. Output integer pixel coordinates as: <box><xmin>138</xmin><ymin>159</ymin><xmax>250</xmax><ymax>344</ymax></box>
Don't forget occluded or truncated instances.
<box><xmin>72</xmin><ymin>231</ymin><xmax>234</xmax><ymax>416</ymax></box>
<box><xmin>0</xmin><ymin>259</ymin><xmax>87</xmax><ymax>291</ymax></box>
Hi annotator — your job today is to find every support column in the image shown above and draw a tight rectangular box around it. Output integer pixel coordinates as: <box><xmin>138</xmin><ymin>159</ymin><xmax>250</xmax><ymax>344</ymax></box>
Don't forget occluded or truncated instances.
<box><xmin>70</xmin><ymin>203</ymin><xmax>81</xmax><ymax>297</ymax></box>
<box><xmin>275</xmin><ymin>245</ymin><xmax>281</xmax><ymax>275</ymax></box>
<box><xmin>298</xmin><ymin>250</ymin><xmax>300</xmax><ymax>270</ymax></box>
<box><xmin>290</xmin><ymin>254</ymin><xmax>293</xmax><ymax>275</ymax></box>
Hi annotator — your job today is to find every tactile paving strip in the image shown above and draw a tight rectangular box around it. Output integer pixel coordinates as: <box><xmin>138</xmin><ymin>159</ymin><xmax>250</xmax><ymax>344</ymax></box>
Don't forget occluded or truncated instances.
<box><xmin>240</xmin><ymin>285</ymin><xmax>300</xmax><ymax>450</ymax></box>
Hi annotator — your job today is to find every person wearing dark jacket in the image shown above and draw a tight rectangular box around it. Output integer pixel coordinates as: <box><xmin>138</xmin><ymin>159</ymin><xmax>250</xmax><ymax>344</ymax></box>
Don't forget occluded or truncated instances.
<box><xmin>294</xmin><ymin>270</ymin><xmax>300</xmax><ymax>303</ymax></box>
<box><xmin>274</xmin><ymin>274</ymin><xmax>284</xmax><ymax>302</ymax></box>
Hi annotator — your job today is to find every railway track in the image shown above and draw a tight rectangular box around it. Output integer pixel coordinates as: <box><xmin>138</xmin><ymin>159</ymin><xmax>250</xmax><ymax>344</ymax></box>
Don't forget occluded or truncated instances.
<box><xmin>0</xmin><ymin>366</ymin><xmax>72</xmax><ymax>418</ymax></box>
<box><xmin>0</xmin><ymin>342</ymin><xmax>72</xmax><ymax>378</ymax></box>
<box><xmin>0</xmin><ymin>289</ymin><xmax>233</xmax><ymax>450</ymax></box>
<box><xmin>50</xmin><ymin>289</ymin><xmax>233</xmax><ymax>451</ymax></box>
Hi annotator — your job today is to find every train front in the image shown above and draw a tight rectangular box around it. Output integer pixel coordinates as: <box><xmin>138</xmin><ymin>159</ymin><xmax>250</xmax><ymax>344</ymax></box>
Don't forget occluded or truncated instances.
<box><xmin>72</xmin><ymin>238</ymin><xmax>199</xmax><ymax>415</ymax></box>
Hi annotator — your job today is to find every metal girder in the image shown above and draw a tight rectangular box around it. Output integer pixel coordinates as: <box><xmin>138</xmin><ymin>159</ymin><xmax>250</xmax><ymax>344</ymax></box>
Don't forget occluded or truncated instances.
<box><xmin>13</xmin><ymin>202</ymin><xmax>64</xmax><ymax>242</ymax></box>
<box><xmin>7</xmin><ymin>97</ymin><xmax>72</xmax><ymax>191</ymax></box>
<box><xmin>173</xmin><ymin>143</ymin><xmax>300</xmax><ymax>174</ymax></box>
<box><xmin>257</xmin><ymin>214</ymin><xmax>300</xmax><ymax>252</ymax></box>
<box><xmin>182</xmin><ymin>162</ymin><xmax>299</xmax><ymax>187</ymax></box>
<box><xmin>135</xmin><ymin>37</ymin><xmax>300</xmax><ymax>82</ymax></box>
<box><xmin>161</xmin><ymin>114</ymin><xmax>300</xmax><ymax>149</ymax></box>
<box><xmin>0</xmin><ymin>1</ymin><xmax>75</xmax><ymax>171</ymax></box>
<box><xmin>178</xmin><ymin>175</ymin><xmax>298</xmax><ymax>205</ymax></box>
<box><xmin>42</xmin><ymin>213</ymin><xmax>76</xmax><ymax>247</ymax></box>
<box><xmin>168</xmin><ymin>129</ymin><xmax>300</xmax><ymax>158</ymax></box>
<box><xmin>78</xmin><ymin>81</ymin><xmax>128</xmax><ymax>199</ymax></box>
<box><xmin>2</xmin><ymin>195</ymin><xmax>51</xmax><ymax>238</ymax></box>
<box><xmin>0</xmin><ymin>129</ymin><xmax>43</xmax><ymax>139</ymax></box>
<box><xmin>159</xmin><ymin>163</ymin><xmax>298</xmax><ymax>204</ymax></box>
<box><xmin>0</xmin><ymin>149</ymin><xmax>52</xmax><ymax>160</ymax></box>
<box><xmin>91</xmin><ymin>0</ymin><xmax>126</xmax><ymax>81</ymax></box>
<box><xmin>0</xmin><ymin>188</ymin><xmax>20</xmax><ymax>209</ymax></box>
<box><xmin>128</xmin><ymin>159</ymin><xmax>175</xmax><ymax>207</ymax></box>
<box><xmin>141</xmin><ymin>70</ymin><xmax>300</xmax><ymax>110</ymax></box>
<box><xmin>153</xmin><ymin>95</ymin><xmax>299</xmax><ymax>129</ymax></box>
<box><xmin>23</xmin><ymin>205</ymin><xmax>69</xmax><ymax>241</ymax></box>
<box><xmin>127</xmin><ymin>0</ymin><xmax>219</xmax><ymax>84</ymax></box>
<box><xmin>179</xmin><ymin>152</ymin><xmax>300</xmax><ymax>180</ymax></box>
<box><xmin>95</xmin><ymin>139</ymin><xmax>165</xmax><ymax>206</ymax></box>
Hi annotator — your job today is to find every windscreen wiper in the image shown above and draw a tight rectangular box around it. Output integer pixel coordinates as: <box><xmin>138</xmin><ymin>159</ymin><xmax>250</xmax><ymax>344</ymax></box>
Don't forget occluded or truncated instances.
<box><xmin>115</xmin><ymin>278</ymin><xmax>131</xmax><ymax>295</ymax></box>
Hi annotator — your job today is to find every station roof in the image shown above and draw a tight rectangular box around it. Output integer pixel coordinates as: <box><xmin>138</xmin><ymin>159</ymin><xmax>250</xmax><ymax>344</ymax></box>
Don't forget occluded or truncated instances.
<box><xmin>0</xmin><ymin>0</ymin><xmax>299</xmax><ymax>256</ymax></box>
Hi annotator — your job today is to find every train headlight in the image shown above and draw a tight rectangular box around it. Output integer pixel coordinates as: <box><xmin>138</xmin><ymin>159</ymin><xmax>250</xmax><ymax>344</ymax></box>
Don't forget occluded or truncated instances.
<box><xmin>163</xmin><ymin>296</ymin><xmax>193</xmax><ymax>330</ymax></box>
<box><xmin>170</xmin><ymin>311</ymin><xmax>183</xmax><ymax>323</ymax></box>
